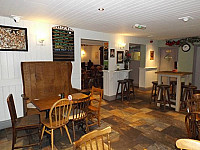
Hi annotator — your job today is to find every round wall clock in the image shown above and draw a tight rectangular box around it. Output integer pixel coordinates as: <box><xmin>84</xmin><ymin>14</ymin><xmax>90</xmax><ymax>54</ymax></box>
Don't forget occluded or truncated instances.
<box><xmin>182</xmin><ymin>43</ymin><xmax>191</xmax><ymax>52</ymax></box>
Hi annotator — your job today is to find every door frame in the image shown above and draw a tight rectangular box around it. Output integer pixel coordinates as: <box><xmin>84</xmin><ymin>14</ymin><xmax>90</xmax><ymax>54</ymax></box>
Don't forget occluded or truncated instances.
<box><xmin>192</xmin><ymin>44</ymin><xmax>200</xmax><ymax>85</ymax></box>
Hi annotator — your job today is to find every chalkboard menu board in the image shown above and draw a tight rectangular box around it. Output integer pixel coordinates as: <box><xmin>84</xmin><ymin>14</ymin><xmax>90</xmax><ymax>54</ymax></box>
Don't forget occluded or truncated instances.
<box><xmin>52</xmin><ymin>26</ymin><xmax>74</xmax><ymax>61</ymax></box>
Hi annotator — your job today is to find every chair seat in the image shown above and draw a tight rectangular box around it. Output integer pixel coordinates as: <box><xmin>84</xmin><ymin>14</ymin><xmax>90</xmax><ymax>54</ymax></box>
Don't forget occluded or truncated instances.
<box><xmin>41</xmin><ymin>118</ymin><xmax>68</xmax><ymax>129</ymax></box>
<box><xmin>176</xmin><ymin>139</ymin><xmax>200</xmax><ymax>150</ymax></box>
<box><xmin>88</xmin><ymin>105</ymin><xmax>98</xmax><ymax>111</ymax></box>
<box><xmin>16</xmin><ymin>114</ymin><xmax>40</xmax><ymax>129</ymax></box>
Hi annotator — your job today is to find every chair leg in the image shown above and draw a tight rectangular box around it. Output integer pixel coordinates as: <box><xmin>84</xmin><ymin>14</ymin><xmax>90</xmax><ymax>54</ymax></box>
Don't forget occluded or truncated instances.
<box><xmin>85</xmin><ymin>117</ymin><xmax>89</xmax><ymax>133</ymax></box>
<box><xmin>72</xmin><ymin>121</ymin><xmax>75</xmax><ymax>141</ymax></box>
<box><xmin>97</xmin><ymin>112</ymin><xmax>100</xmax><ymax>127</ymax></box>
<box><xmin>41</xmin><ymin>126</ymin><xmax>45</xmax><ymax>140</ymax></box>
<box><xmin>116</xmin><ymin>83</ymin><xmax>120</xmax><ymax>100</ymax></box>
<box><xmin>51</xmin><ymin>129</ymin><xmax>54</xmax><ymax>150</ymax></box>
<box><xmin>38</xmin><ymin>126</ymin><xmax>42</xmax><ymax>149</ymax></box>
<box><xmin>167</xmin><ymin>88</ymin><xmax>171</xmax><ymax>108</ymax></box>
<box><xmin>64</xmin><ymin>125</ymin><xmax>72</xmax><ymax>144</ymax></box>
<box><xmin>12</xmin><ymin>129</ymin><xmax>16</xmax><ymax>150</ymax></box>
<box><xmin>60</xmin><ymin>127</ymin><xmax>63</xmax><ymax>135</ymax></box>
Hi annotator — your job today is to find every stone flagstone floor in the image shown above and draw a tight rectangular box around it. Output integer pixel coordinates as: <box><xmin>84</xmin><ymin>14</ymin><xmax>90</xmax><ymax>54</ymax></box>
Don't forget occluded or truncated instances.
<box><xmin>0</xmin><ymin>88</ymin><xmax>187</xmax><ymax>150</ymax></box>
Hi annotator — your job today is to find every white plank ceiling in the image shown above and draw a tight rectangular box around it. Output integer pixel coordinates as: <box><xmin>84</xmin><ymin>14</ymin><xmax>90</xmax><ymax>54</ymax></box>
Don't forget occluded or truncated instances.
<box><xmin>0</xmin><ymin>0</ymin><xmax>200</xmax><ymax>40</ymax></box>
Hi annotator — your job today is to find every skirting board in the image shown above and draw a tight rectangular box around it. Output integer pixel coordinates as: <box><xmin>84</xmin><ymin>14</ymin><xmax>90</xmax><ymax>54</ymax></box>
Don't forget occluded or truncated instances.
<box><xmin>139</xmin><ymin>87</ymin><xmax>152</xmax><ymax>91</ymax></box>
<box><xmin>0</xmin><ymin>119</ymin><xmax>11</xmax><ymax>130</ymax></box>
<box><xmin>103</xmin><ymin>95</ymin><xmax>116</xmax><ymax>101</ymax></box>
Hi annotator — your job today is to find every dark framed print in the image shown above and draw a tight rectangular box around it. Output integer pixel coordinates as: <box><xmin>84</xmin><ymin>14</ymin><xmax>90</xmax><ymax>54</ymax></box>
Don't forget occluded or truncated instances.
<box><xmin>0</xmin><ymin>25</ymin><xmax>28</xmax><ymax>51</ymax></box>
<box><xmin>110</xmin><ymin>48</ymin><xmax>115</xmax><ymax>57</ymax></box>
<box><xmin>150</xmin><ymin>51</ymin><xmax>154</xmax><ymax>60</ymax></box>
<box><xmin>117</xmin><ymin>51</ymin><xmax>124</xmax><ymax>63</ymax></box>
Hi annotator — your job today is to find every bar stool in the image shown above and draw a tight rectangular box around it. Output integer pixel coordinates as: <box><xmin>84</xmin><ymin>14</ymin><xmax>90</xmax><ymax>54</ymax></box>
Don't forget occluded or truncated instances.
<box><xmin>124</xmin><ymin>79</ymin><xmax>135</xmax><ymax>100</ymax></box>
<box><xmin>170</xmin><ymin>81</ymin><xmax>177</xmax><ymax>100</ymax></box>
<box><xmin>156</xmin><ymin>84</ymin><xmax>171</xmax><ymax>110</ymax></box>
<box><xmin>181</xmin><ymin>85</ymin><xmax>197</xmax><ymax>109</ymax></box>
<box><xmin>150</xmin><ymin>81</ymin><xmax>159</xmax><ymax>104</ymax></box>
<box><xmin>116</xmin><ymin>80</ymin><xmax>128</xmax><ymax>101</ymax></box>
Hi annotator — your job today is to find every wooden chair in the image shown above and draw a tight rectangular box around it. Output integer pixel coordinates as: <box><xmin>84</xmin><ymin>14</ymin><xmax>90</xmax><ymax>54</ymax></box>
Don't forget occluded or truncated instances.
<box><xmin>73</xmin><ymin>126</ymin><xmax>112</xmax><ymax>150</ymax></box>
<box><xmin>88</xmin><ymin>86</ymin><xmax>103</xmax><ymax>127</ymax></box>
<box><xmin>185</xmin><ymin>112</ymin><xmax>200</xmax><ymax>140</ymax></box>
<box><xmin>7</xmin><ymin>94</ymin><xmax>41</xmax><ymax>150</ymax></box>
<box><xmin>186</xmin><ymin>97</ymin><xmax>200</xmax><ymax>113</ymax></box>
<box><xmin>69</xmin><ymin>94</ymin><xmax>91</xmax><ymax>141</ymax></box>
<box><xmin>176</xmin><ymin>139</ymin><xmax>200</xmax><ymax>150</ymax></box>
<box><xmin>41</xmin><ymin>98</ymin><xmax>72</xmax><ymax>149</ymax></box>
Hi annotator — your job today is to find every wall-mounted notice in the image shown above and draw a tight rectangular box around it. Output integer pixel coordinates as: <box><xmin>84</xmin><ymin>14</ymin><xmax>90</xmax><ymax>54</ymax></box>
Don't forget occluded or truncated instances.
<box><xmin>52</xmin><ymin>25</ymin><xmax>74</xmax><ymax>61</ymax></box>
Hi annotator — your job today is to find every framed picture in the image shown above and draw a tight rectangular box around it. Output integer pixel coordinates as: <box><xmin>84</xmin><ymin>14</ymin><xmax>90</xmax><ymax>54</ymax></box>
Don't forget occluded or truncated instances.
<box><xmin>0</xmin><ymin>25</ymin><xmax>28</xmax><ymax>51</ymax></box>
<box><xmin>117</xmin><ymin>51</ymin><xmax>124</xmax><ymax>63</ymax></box>
<box><xmin>110</xmin><ymin>49</ymin><xmax>115</xmax><ymax>57</ymax></box>
<box><xmin>150</xmin><ymin>51</ymin><xmax>154</xmax><ymax>60</ymax></box>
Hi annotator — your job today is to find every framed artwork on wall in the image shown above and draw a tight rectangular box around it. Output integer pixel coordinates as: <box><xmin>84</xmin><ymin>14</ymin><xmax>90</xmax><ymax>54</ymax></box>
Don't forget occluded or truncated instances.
<box><xmin>117</xmin><ymin>51</ymin><xmax>124</xmax><ymax>63</ymax></box>
<box><xmin>0</xmin><ymin>25</ymin><xmax>28</xmax><ymax>51</ymax></box>
<box><xmin>110</xmin><ymin>49</ymin><xmax>115</xmax><ymax>57</ymax></box>
<box><xmin>150</xmin><ymin>51</ymin><xmax>154</xmax><ymax>60</ymax></box>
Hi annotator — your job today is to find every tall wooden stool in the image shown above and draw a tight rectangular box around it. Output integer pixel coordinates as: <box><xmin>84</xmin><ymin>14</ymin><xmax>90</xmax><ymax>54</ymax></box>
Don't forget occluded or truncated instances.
<box><xmin>150</xmin><ymin>81</ymin><xmax>158</xmax><ymax>104</ymax></box>
<box><xmin>156</xmin><ymin>84</ymin><xmax>171</xmax><ymax>110</ymax></box>
<box><xmin>116</xmin><ymin>80</ymin><xmax>128</xmax><ymax>101</ymax></box>
<box><xmin>170</xmin><ymin>80</ymin><xmax>177</xmax><ymax>99</ymax></box>
<box><xmin>181</xmin><ymin>85</ymin><xmax>197</xmax><ymax>109</ymax></box>
<box><xmin>124</xmin><ymin>79</ymin><xmax>135</xmax><ymax>100</ymax></box>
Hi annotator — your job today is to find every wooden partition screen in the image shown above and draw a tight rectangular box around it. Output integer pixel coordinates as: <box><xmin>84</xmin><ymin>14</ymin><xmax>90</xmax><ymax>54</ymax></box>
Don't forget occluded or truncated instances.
<box><xmin>21</xmin><ymin>61</ymin><xmax>73</xmax><ymax>101</ymax></box>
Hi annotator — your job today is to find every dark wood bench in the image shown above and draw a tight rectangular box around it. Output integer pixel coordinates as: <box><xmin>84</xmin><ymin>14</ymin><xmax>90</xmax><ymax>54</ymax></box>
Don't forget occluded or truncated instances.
<box><xmin>21</xmin><ymin>61</ymin><xmax>80</xmax><ymax>115</ymax></box>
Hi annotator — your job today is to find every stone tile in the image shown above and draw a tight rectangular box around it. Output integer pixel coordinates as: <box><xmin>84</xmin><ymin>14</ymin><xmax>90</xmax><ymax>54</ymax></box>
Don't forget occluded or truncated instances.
<box><xmin>139</xmin><ymin>108</ymin><xmax>153</xmax><ymax>113</ymax></box>
<box><xmin>162</xmin><ymin>125</ymin><xmax>187</xmax><ymax>139</ymax></box>
<box><xmin>0</xmin><ymin>140</ymin><xmax>12</xmax><ymax>150</ymax></box>
<box><xmin>0</xmin><ymin>88</ymin><xmax>188</xmax><ymax>150</ymax></box>
<box><xmin>101</xmin><ymin>104</ymin><xmax>116</xmax><ymax>111</ymax></box>
<box><xmin>147</xmin><ymin>142</ymin><xmax>172</xmax><ymax>150</ymax></box>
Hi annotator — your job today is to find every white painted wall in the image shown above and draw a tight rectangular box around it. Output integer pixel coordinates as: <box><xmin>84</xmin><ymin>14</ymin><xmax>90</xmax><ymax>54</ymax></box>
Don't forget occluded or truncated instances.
<box><xmin>81</xmin><ymin>45</ymin><xmax>100</xmax><ymax>65</ymax></box>
<box><xmin>0</xmin><ymin>16</ymin><xmax>160</xmax><ymax>123</ymax></box>
<box><xmin>0</xmin><ymin>16</ymin><xmax>53</xmax><ymax>121</ymax></box>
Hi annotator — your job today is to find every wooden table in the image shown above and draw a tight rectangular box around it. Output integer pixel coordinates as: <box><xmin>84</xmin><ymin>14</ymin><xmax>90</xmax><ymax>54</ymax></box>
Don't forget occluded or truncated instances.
<box><xmin>155</xmin><ymin>71</ymin><xmax>192</xmax><ymax>112</ymax></box>
<box><xmin>31</xmin><ymin>93</ymin><xmax>92</xmax><ymax>117</ymax></box>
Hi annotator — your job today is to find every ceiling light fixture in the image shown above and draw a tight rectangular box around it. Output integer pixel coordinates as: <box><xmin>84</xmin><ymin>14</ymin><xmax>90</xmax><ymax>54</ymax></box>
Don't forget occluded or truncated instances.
<box><xmin>178</xmin><ymin>16</ymin><xmax>193</xmax><ymax>22</ymax></box>
<box><xmin>134</xmin><ymin>24</ymin><xmax>146</xmax><ymax>30</ymax></box>
<box><xmin>98</xmin><ymin>8</ymin><xmax>104</xmax><ymax>11</ymax></box>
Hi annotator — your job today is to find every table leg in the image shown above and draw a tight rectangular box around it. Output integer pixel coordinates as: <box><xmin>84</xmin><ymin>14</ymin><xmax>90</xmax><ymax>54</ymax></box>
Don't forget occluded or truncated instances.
<box><xmin>157</xmin><ymin>75</ymin><xmax>162</xmax><ymax>102</ymax></box>
<box><xmin>46</xmin><ymin>109</ymin><xmax>49</xmax><ymax>118</ymax></box>
<box><xmin>176</xmin><ymin>76</ymin><xmax>181</xmax><ymax>112</ymax></box>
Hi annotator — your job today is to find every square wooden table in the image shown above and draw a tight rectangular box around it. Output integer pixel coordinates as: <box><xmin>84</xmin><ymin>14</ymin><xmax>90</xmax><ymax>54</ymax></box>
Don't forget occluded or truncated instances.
<box><xmin>155</xmin><ymin>71</ymin><xmax>192</xmax><ymax>112</ymax></box>
<box><xmin>31</xmin><ymin>93</ymin><xmax>93</xmax><ymax>117</ymax></box>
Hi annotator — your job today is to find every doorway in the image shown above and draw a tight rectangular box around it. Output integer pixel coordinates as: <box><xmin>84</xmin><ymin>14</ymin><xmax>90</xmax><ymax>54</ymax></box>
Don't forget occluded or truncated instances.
<box><xmin>159</xmin><ymin>47</ymin><xmax>178</xmax><ymax>71</ymax></box>
<box><xmin>193</xmin><ymin>45</ymin><xmax>200</xmax><ymax>90</ymax></box>
<box><xmin>81</xmin><ymin>39</ymin><xmax>108</xmax><ymax>89</ymax></box>
<box><xmin>129</xmin><ymin>43</ymin><xmax>141</xmax><ymax>87</ymax></box>
<box><xmin>159</xmin><ymin>47</ymin><xmax>178</xmax><ymax>84</ymax></box>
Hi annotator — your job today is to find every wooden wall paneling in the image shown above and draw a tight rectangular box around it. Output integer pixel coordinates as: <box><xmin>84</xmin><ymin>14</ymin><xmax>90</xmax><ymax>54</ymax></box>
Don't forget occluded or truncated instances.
<box><xmin>1</xmin><ymin>52</ymin><xmax>9</xmax><ymax>79</ymax></box>
<box><xmin>29</xmin><ymin>63</ymin><xmax>37</xmax><ymax>99</ymax></box>
<box><xmin>13</xmin><ymin>52</ymin><xmax>21</xmax><ymax>79</ymax></box>
<box><xmin>15</xmin><ymin>84</ymin><xmax>23</xmax><ymax>116</ymax></box>
<box><xmin>7</xmin><ymin>52</ymin><xmax>15</xmax><ymax>79</ymax></box>
<box><xmin>35</xmin><ymin>63</ymin><xmax>46</xmax><ymax>98</ymax></box>
<box><xmin>43</xmin><ymin>62</ymin><xmax>55</xmax><ymax>97</ymax></box>
<box><xmin>21</xmin><ymin>61</ymin><xmax>74</xmax><ymax>102</ymax></box>
<box><xmin>54</xmin><ymin>62</ymin><xmax>66</xmax><ymax>95</ymax></box>
<box><xmin>0</xmin><ymin>87</ymin><xmax>5</xmax><ymax>121</ymax></box>
<box><xmin>2</xmin><ymin>86</ymin><xmax>10</xmax><ymax>120</ymax></box>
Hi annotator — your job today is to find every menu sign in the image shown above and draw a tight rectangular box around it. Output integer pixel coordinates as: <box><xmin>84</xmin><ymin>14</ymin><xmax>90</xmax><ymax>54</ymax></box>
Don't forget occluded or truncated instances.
<box><xmin>52</xmin><ymin>25</ymin><xmax>74</xmax><ymax>61</ymax></box>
